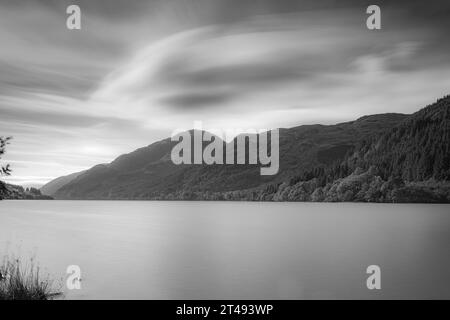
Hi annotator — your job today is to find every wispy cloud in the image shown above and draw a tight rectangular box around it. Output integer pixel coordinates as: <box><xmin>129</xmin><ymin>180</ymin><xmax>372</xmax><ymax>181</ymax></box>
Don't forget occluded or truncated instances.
<box><xmin>1</xmin><ymin>0</ymin><xmax>450</xmax><ymax>185</ymax></box>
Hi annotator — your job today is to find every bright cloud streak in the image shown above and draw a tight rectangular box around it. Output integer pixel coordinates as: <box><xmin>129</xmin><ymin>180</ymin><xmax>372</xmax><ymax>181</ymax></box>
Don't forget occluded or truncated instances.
<box><xmin>1</xmin><ymin>0</ymin><xmax>450</xmax><ymax>186</ymax></box>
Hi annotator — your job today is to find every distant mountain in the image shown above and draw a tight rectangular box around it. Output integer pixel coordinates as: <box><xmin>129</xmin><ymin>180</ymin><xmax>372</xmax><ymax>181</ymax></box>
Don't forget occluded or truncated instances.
<box><xmin>52</xmin><ymin>95</ymin><xmax>449</xmax><ymax>202</ymax></box>
<box><xmin>40</xmin><ymin>170</ymin><xmax>85</xmax><ymax>196</ymax></box>
<box><xmin>53</xmin><ymin>114</ymin><xmax>406</xmax><ymax>199</ymax></box>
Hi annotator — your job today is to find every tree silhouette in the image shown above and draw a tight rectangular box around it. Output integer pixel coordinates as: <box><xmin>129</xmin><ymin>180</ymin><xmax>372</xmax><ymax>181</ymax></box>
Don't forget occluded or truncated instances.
<box><xmin>0</xmin><ymin>136</ymin><xmax>12</xmax><ymax>176</ymax></box>
<box><xmin>0</xmin><ymin>136</ymin><xmax>12</xmax><ymax>199</ymax></box>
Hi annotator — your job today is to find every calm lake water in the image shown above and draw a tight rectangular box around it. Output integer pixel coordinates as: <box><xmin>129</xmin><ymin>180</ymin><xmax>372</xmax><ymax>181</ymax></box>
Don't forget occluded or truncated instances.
<box><xmin>0</xmin><ymin>200</ymin><xmax>449</xmax><ymax>299</ymax></box>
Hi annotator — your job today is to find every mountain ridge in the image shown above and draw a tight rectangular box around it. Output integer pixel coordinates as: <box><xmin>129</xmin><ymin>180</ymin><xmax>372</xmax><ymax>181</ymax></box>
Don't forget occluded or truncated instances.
<box><xmin>51</xmin><ymin>112</ymin><xmax>408</xmax><ymax>199</ymax></box>
<box><xmin>49</xmin><ymin>95</ymin><xmax>449</xmax><ymax>202</ymax></box>
<box><xmin>40</xmin><ymin>170</ymin><xmax>85</xmax><ymax>196</ymax></box>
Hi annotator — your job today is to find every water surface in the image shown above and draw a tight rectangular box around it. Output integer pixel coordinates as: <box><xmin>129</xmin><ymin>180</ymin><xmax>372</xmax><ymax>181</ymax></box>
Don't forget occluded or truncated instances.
<box><xmin>0</xmin><ymin>200</ymin><xmax>449</xmax><ymax>299</ymax></box>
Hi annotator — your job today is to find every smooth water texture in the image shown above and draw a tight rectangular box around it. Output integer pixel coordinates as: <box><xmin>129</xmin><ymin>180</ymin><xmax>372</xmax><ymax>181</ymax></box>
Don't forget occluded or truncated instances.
<box><xmin>0</xmin><ymin>200</ymin><xmax>449</xmax><ymax>299</ymax></box>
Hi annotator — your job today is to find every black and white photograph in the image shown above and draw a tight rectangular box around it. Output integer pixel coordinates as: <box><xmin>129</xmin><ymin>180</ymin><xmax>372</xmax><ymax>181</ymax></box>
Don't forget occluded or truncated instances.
<box><xmin>0</xmin><ymin>0</ymin><xmax>449</xmax><ymax>307</ymax></box>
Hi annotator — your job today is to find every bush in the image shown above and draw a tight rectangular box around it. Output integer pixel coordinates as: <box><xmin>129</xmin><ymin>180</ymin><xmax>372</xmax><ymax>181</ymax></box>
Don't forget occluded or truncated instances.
<box><xmin>0</xmin><ymin>256</ymin><xmax>61</xmax><ymax>300</ymax></box>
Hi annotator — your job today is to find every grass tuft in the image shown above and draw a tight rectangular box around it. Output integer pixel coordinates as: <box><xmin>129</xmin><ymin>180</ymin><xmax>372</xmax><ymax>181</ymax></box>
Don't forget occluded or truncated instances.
<box><xmin>0</xmin><ymin>256</ymin><xmax>62</xmax><ymax>300</ymax></box>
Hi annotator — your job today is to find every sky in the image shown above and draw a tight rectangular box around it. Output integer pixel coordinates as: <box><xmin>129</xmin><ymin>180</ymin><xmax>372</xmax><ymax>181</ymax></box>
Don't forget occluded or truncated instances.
<box><xmin>1</xmin><ymin>0</ymin><xmax>450</xmax><ymax>186</ymax></box>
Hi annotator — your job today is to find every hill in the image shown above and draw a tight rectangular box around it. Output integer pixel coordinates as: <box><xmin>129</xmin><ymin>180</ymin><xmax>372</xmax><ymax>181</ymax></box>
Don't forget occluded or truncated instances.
<box><xmin>229</xmin><ymin>96</ymin><xmax>450</xmax><ymax>202</ymax></box>
<box><xmin>50</xmin><ymin>95</ymin><xmax>449</xmax><ymax>202</ymax></box>
<box><xmin>40</xmin><ymin>170</ymin><xmax>85</xmax><ymax>196</ymax></box>
<box><xmin>52</xmin><ymin>113</ymin><xmax>407</xmax><ymax>199</ymax></box>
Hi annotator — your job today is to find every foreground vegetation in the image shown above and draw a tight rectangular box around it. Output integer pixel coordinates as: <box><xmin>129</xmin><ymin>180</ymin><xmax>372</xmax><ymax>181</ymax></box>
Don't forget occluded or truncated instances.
<box><xmin>0</xmin><ymin>256</ymin><xmax>61</xmax><ymax>300</ymax></box>
<box><xmin>0</xmin><ymin>136</ymin><xmax>11</xmax><ymax>200</ymax></box>
<box><xmin>0</xmin><ymin>136</ymin><xmax>53</xmax><ymax>200</ymax></box>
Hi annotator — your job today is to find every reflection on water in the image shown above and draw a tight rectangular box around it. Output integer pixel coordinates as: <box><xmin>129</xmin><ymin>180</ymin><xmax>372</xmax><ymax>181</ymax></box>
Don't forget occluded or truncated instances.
<box><xmin>0</xmin><ymin>200</ymin><xmax>449</xmax><ymax>299</ymax></box>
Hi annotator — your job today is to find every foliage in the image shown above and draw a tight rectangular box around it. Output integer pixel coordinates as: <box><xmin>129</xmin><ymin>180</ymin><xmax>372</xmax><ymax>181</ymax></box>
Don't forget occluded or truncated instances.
<box><xmin>0</xmin><ymin>256</ymin><xmax>61</xmax><ymax>300</ymax></box>
<box><xmin>0</xmin><ymin>136</ymin><xmax>12</xmax><ymax>199</ymax></box>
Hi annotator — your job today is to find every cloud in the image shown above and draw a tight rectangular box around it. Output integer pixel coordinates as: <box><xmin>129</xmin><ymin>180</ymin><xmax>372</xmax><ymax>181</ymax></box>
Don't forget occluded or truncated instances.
<box><xmin>0</xmin><ymin>104</ymin><xmax>140</xmax><ymax>129</ymax></box>
<box><xmin>91</xmin><ymin>7</ymin><xmax>450</xmax><ymax>129</ymax></box>
<box><xmin>160</xmin><ymin>91</ymin><xmax>234</xmax><ymax>110</ymax></box>
<box><xmin>1</xmin><ymin>0</ymin><xmax>450</xmax><ymax>185</ymax></box>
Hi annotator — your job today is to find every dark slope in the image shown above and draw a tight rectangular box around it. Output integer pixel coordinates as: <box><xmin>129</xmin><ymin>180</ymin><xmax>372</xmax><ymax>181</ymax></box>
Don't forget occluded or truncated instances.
<box><xmin>350</xmin><ymin>95</ymin><xmax>450</xmax><ymax>181</ymax></box>
<box><xmin>241</xmin><ymin>95</ymin><xmax>450</xmax><ymax>202</ymax></box>
<box><xmin>54</xmin><ymin>112</ymin><xmax>407</xmax><ymax>200</ymax></box>
<box><xmin>40</xmin><ymin>170</ymin><xmax>85</xmax><ymax>196</ymax></box>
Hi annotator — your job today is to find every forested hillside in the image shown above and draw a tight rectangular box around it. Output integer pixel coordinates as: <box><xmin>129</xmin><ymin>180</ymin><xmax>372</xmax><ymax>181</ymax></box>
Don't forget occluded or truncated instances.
<box><xmin>351</xmin><ymin>95</ymin><xmax>450</xmax><ymax>181</ymax></box>
<box><xmin>1</xmin><ymin>183</ymin><xmax>53</xmax><ymax>200</ymax></box>
<box><xmin>48</xmin><ymin>95</ymin><xmax>450</xmax><ymax>203</ymax></box>
<box><xmin>53</xmin><ymin>113</ymin><xmax>405</xmax><ymax>199</ymax></box>
<box><xmin>207</xmin><ymin>96</ymin><xmax>450</xmax><ymax>202</ymax></box>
